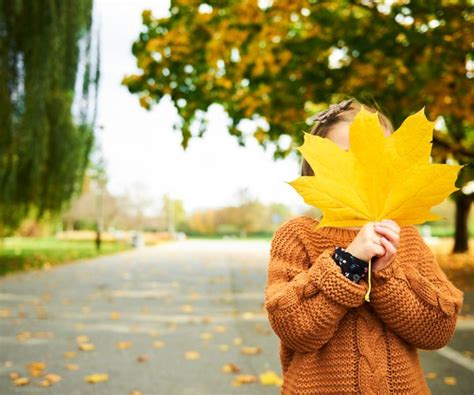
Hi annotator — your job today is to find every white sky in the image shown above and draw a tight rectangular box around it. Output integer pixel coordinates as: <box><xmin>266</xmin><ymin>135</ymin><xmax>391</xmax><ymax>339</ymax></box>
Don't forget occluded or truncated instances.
<box><xmin>93</xmin><ymin>0</ymin><xmax>306</xmax><ymax>214</ymax></box>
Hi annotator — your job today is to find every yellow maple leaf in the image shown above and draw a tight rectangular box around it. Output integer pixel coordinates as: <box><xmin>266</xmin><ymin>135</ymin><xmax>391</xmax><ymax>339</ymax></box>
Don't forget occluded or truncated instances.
<box><xmin>288</xmin><ymin>105</ymin><xmax>466</xmax><ymax>300</ymax></box>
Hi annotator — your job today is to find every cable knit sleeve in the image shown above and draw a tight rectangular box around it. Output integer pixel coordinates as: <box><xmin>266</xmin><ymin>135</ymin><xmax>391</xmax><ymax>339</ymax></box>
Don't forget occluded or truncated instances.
<box><xmin>264</xmin><ymin>219</ymin><xmax>368</xmax><ymax>353</ymax></box>
<box><xmin>369</xmin><ymin>225</ymin><xmax>464</xmax><ymax>351</ymax></box>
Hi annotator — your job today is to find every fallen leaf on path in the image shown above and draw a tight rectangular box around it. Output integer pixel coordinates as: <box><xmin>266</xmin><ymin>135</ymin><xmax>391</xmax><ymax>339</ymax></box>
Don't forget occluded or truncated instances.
<box><xmin>221</xmin><ymin>363</ymin><xmax>240</xmax><ymax>373</ymax></box>
<box><xmin>76</xmin><ymin>335</ymin><xmax>90</xmax><ymax>343</ymax></box>
<box><xmin>66</xmin><ymin>363</ymin><xmax>79</xmax><ymax>371</ymax></box>
<box><xmin>152</xmin><ymin>340</ymin><xmax>165</xmax><ymax>348</ymax></box>
<box><xmin>13</xmin><ymin>376</ymin><xmax>30</xmax><ymax>386</ymax></box>
<box><xmin>27</xmin><ymin>361</ymin><xmax>46</xmax><ymax>377</ymax></box>
<box><xmin>231</xmin><ymin>374</ymin><xmax>257</xmax><ymax>386</ymax></box>
<box><xmin>44</xmin><ymin>373</ymin><xmax>61</xmax><ymax>384</ymax></box>
<box><xmin>259</xmin><ymin>370</ymin><xmax>283</xmax><ymax>386</ymax></box>
<box><xmin>200</xmin><ymin>332</ymin><xmax>213</xmax><ymax>340</ymax></box>
<box><xmin>78</xmin><ymin>343</ymin><xmax>95</xmax><ymax>351</ymax></box>
<box><xmin>443</xmin><ymin>376</ymin><xmax>457</xmax><ymax>385</ymax></box>
<box><xmin>16</xmin><ymin>331</ymin><xmax>32</xmax><ymax>342</ymax></box>
<box><xmin>84</xmin><ymin>373</ymin><xmax>109</xmax><ymax>383</ymax></box>
<box><xmin>9</xmin><ymin>372</ymin><xmax>20</xmax><ymax>380</ymax></box>
<box><xmin>116</xmin><ymin>341</ymin><xmax>132</xmax><ymax>350</ymax></box>
<box><xmin>219</xmin><ymin>344</ymin><xmax>229</xmax><ymax>351</ymax></box>
<box><xmin>185</xmin><ymin>351</ymin><xmax>200</xmax><ymax>360</ymax></box>
<box><xmin>240</xmin><ymin>346</ymin><xmax>262</xmax><ymax>355</ymax></box>
<box><xmin>136</xmin><ymin>354</ymin><xmax>149</xmax><ymax>363</ymax></box>
<box><xmin>181</xmin><ymin>304</ymin><xmax>194</xmax><ymax>313</ymax></box>
<box><xmin>425</xmin><ymin>372</ymin><xmax>437</xmax><ymax>379</ymax></box>
<box><xmin>64</xmin><ymin>351</ymin><xmax>77</xmax><ymax>359</ymax></box>
<box><xmin>110</xmin><ymin>312</ymin><xmax>121</xmax><ymax>320</ymax></box>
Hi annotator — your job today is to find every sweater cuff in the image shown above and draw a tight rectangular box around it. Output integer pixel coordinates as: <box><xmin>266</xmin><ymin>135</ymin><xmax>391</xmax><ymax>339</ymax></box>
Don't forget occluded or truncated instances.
<box><xmin>308</xmin><ymin>248</ymin><xmax>368</xmax><ymax>308</ymax></box>
<box><xmin>371</xmin><ymin>253</ymin><xmax>406</xmax><ymax>287</ymax></box>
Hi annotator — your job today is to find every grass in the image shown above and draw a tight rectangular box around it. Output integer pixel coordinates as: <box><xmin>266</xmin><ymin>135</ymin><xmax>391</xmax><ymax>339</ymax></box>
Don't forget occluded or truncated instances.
<box><xmin>0</xmin><ymin>237</ymin><xmax>130</xmax><ymax>277</ymax></box>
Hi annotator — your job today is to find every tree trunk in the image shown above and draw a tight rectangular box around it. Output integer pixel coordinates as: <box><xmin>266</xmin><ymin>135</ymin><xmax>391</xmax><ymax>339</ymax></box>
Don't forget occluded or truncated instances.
<box><xmin>453</xmin><ymin>191</ymin><xmax>472</xmax><ymax>253</ymax></box>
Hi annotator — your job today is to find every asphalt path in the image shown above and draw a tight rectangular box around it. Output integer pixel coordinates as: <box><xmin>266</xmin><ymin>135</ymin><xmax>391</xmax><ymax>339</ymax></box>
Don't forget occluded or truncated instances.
<box><xmin>0</xmin><ymin>239</ymin><xmax>472</xmax><ymax>394</ymax></box>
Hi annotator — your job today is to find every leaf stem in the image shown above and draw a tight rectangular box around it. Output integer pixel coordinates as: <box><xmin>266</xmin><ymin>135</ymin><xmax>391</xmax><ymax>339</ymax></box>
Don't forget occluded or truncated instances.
<box><xmin>364</xmin><ymin>257</ymin><xmax>372</xmax><ymax>302</ymax></box>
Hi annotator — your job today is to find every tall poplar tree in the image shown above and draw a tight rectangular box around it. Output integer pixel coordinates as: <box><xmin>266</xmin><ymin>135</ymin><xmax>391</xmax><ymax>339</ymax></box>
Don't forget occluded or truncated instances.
<box><xmin>0</xmin><ymin>0</ymin><xmax>100</xmax><ymax>235</ymax></box>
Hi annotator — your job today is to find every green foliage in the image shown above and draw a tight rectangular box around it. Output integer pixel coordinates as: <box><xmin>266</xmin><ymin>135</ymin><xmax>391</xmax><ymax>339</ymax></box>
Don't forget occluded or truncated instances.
<box><xmin>0</xmin><ymin>0</ymin><xmax>100</xmax><ymax>235</ymax></box>
<box><xmin>0</xmin><ymin>237</ymin><xmax>129</xmax><ymax>277</ymax></box>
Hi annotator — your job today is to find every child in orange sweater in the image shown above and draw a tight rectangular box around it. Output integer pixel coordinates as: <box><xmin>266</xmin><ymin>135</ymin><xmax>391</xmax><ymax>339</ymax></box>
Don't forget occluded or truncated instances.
<box><xmin>264</xmin><ymin>98</ymin><xmax>464</xmax><ymax>394</ymax></box>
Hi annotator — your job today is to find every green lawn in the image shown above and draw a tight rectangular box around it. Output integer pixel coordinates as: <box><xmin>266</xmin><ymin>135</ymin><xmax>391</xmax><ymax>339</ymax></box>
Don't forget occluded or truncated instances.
<box><xmin>0</xmin><ymin>237</ymin><xmax>130</xmax><ymax>277</ymax></box>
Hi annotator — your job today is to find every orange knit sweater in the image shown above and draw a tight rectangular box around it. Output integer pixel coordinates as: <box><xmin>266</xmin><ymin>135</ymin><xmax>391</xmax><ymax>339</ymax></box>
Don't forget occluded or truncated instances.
<box><xmin>264</xmin><ymin>216</ymin><xmax>464</xmax><ymax>395</ymax></box>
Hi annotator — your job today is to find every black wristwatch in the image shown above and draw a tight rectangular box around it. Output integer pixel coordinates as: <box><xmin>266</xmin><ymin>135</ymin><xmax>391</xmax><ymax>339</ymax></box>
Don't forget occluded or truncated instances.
<box><xmin>332</xmin><ymin>246</ymin><xmax>369</xmax><ymax>284</ymax></box>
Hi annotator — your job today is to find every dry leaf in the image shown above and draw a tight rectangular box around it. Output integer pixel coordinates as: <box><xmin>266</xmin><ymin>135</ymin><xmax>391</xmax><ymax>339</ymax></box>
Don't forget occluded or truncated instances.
<box><xmin>221</xmin><ymin>363</ymin><xmax>241</xmax><ymax>373</ymax></box>
<box><xmin>13</xmin><ymin>376</ymin><xmax>30</xmax><ymax>386</ymax></box>
<box><xmin>27</xmin><ymin>361</ymin><xmax>46</xmax><ymax>377</ymax></box>
<box><xmin>44</xmin><ymin>373</ymin><xmax>61</xmax><ymax>384</ymax></box>
<box><xmin>259</xmin><ymin>370</ymin><xmax>283</xmax><ymax>386</ymax></box>
<box><xmin>66</xmin><ymin>363</ymin><xmax>79</xmax><ymax>371</ymax></box>
<box><xmin>79</xmin><ymin>343</ymin><xmax>95</xmax><ymax>351</ymax></box>
<box><xmin>85</xmin><ymin>373</ymin><xmax>109</xmax><ymax>383</ymax></box>
<box><xmin>200</xmin><ymin>332</ymin><xmax>213</xmax><ymax>340</ymax></box>
<box><xmin>152</xmin><ymin>340</ymin><xmax>165</xmax><ymax>348</ymax></box>
<box><xmin>181</xmin><ymin>304</ymin><xmax>194</xmax><ymax>313</ymax></box>
<box><xmin>288</xmin><ymin>106</ymin><xmax>465</xmax><ymax>228</ymax></box>
<box><xmin>185</xmin><ymin>351</ymin><xmax>200</xmax><ymax>360</ymax></box>
<box><xmin>231</xmin><ymin>374</ymin><xmax>257</xmax><ymax>386</ymax></box>
<box><xmin>137</xmin><ymin>354</ymin><xmax>149</xmax><ymax>363</ymax></box>
<box><xmin>116</xmin><ymin>341</ymin><xmax>132</xmax><ymax>350</ymax></box>
<box><xmin>9</xmin><ymin>372</ymin><xmax>20</xmax><ymax>380</ymax></box>
<box><xmin>38</xmin><ymin>379</ymin><xmax>52</xmax><ymax>387</ymax></box>
<box><xmin>76</xmin><ymin>335</ymin><xmax>89</xmax><ymax>343</ymax></box>
<box><xmin>218</xmin><ymin>344</ymin><xmax>229</xmax><ymax>352</ymax></box>
<box><xmin>110</xmin><ymin>312</ymin><xmax>121</xmax><ymax>320</ymax></box>
<box><xmin>425</xmin><ymin>371</ymin><xmax>437</xmax><ymax>379</ymax></box>
<box><xmin>443</xmin><ymin>376</ymin><xmax>457</xmax><ymax>385</ymax></box>
<box><xmin>240</xmin><ymin>346</ymin><xmax>262</xmax><ymax>355</ymax></box>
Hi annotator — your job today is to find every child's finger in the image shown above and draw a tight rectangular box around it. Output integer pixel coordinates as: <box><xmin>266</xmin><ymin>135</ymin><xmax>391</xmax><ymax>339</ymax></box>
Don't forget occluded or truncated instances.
<box><xmin>377</xmin><ymin>220</ymin><xmax>400</xmax><ymax>234</ymax></box>
<box><xmin>374</xmin><ymin>225</ymin><xmax>399</xmax><ymax>247</ymax></box>
<box><xmin>380</xmin><ymin>236</ymin><xmax>397</xmax><ymax>254</ymax></box>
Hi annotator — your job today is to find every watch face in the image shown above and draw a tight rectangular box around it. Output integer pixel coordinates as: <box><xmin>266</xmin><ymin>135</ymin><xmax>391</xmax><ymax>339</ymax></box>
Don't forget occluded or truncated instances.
<box><xmin>352</xmin><ymin>274</ymin><xmax>361</xmax><ymax>281</ymax></box>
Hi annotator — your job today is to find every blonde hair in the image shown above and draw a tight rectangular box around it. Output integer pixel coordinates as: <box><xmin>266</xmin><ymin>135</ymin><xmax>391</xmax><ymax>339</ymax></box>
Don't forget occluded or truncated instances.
<box><xmin>301</xmin><ymin>98</ymin><xmax>394</xmax><ymax>177</ymax></box>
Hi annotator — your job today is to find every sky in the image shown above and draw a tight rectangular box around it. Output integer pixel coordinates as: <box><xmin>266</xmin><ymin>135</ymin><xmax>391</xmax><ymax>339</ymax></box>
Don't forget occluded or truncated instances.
<box><xmin>93</xmin><ymin>0</ymin><xmax>306</xmax><ymax>215</ymax></box>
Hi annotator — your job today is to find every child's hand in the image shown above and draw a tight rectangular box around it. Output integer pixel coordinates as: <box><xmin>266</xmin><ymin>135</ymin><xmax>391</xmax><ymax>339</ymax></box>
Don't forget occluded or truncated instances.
<box><xmin>372</xmin><ymin>219</ymin><xmax>400</xmax><ymax>272</ymax></box>
<box><xmin>345</xmin><ymin>221</ymin><xmax>387</xmax><ymax>262</ymax></box>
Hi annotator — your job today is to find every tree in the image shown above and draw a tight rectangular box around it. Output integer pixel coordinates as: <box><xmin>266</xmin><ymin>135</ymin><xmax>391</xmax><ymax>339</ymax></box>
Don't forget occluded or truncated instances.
<box><xmin>0</xmin><ymin>0</ymin><xmax>100</xmax><ymax>236</ymax></box>
<box><xmin>123</xmin><ymin>0</ymin><xmax>473</xmax><ymax>251</ymax></box>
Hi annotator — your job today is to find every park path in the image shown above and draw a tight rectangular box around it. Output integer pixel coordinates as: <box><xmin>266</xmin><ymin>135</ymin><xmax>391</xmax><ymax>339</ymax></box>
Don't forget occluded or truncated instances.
<box><xmin>0</xmin><ymin>239</ymin><xmax>473</xmax><ymax>394</ymax></box>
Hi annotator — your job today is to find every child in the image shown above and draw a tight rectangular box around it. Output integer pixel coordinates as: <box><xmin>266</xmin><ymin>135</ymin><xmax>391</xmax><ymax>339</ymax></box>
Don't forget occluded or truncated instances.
<box><xmin>264</xmin><ymin>98</ymin><xmax>464</xmax><ymax>394</ymax></box>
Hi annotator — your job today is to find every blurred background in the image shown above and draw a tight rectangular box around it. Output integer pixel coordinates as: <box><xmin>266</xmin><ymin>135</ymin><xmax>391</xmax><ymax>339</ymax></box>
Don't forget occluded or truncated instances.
<box><xmin>1</xmin><ymin>0</ymin><xmax>473</xmax><ymax>394</ymax></box>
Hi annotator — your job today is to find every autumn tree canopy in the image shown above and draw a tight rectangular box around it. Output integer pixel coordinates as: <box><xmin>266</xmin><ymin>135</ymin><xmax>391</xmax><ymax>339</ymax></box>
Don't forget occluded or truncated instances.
<box><xmin>123</xmin><ymin>0</ymin><xmax>473</xmax><ymax>250</ymax></box>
